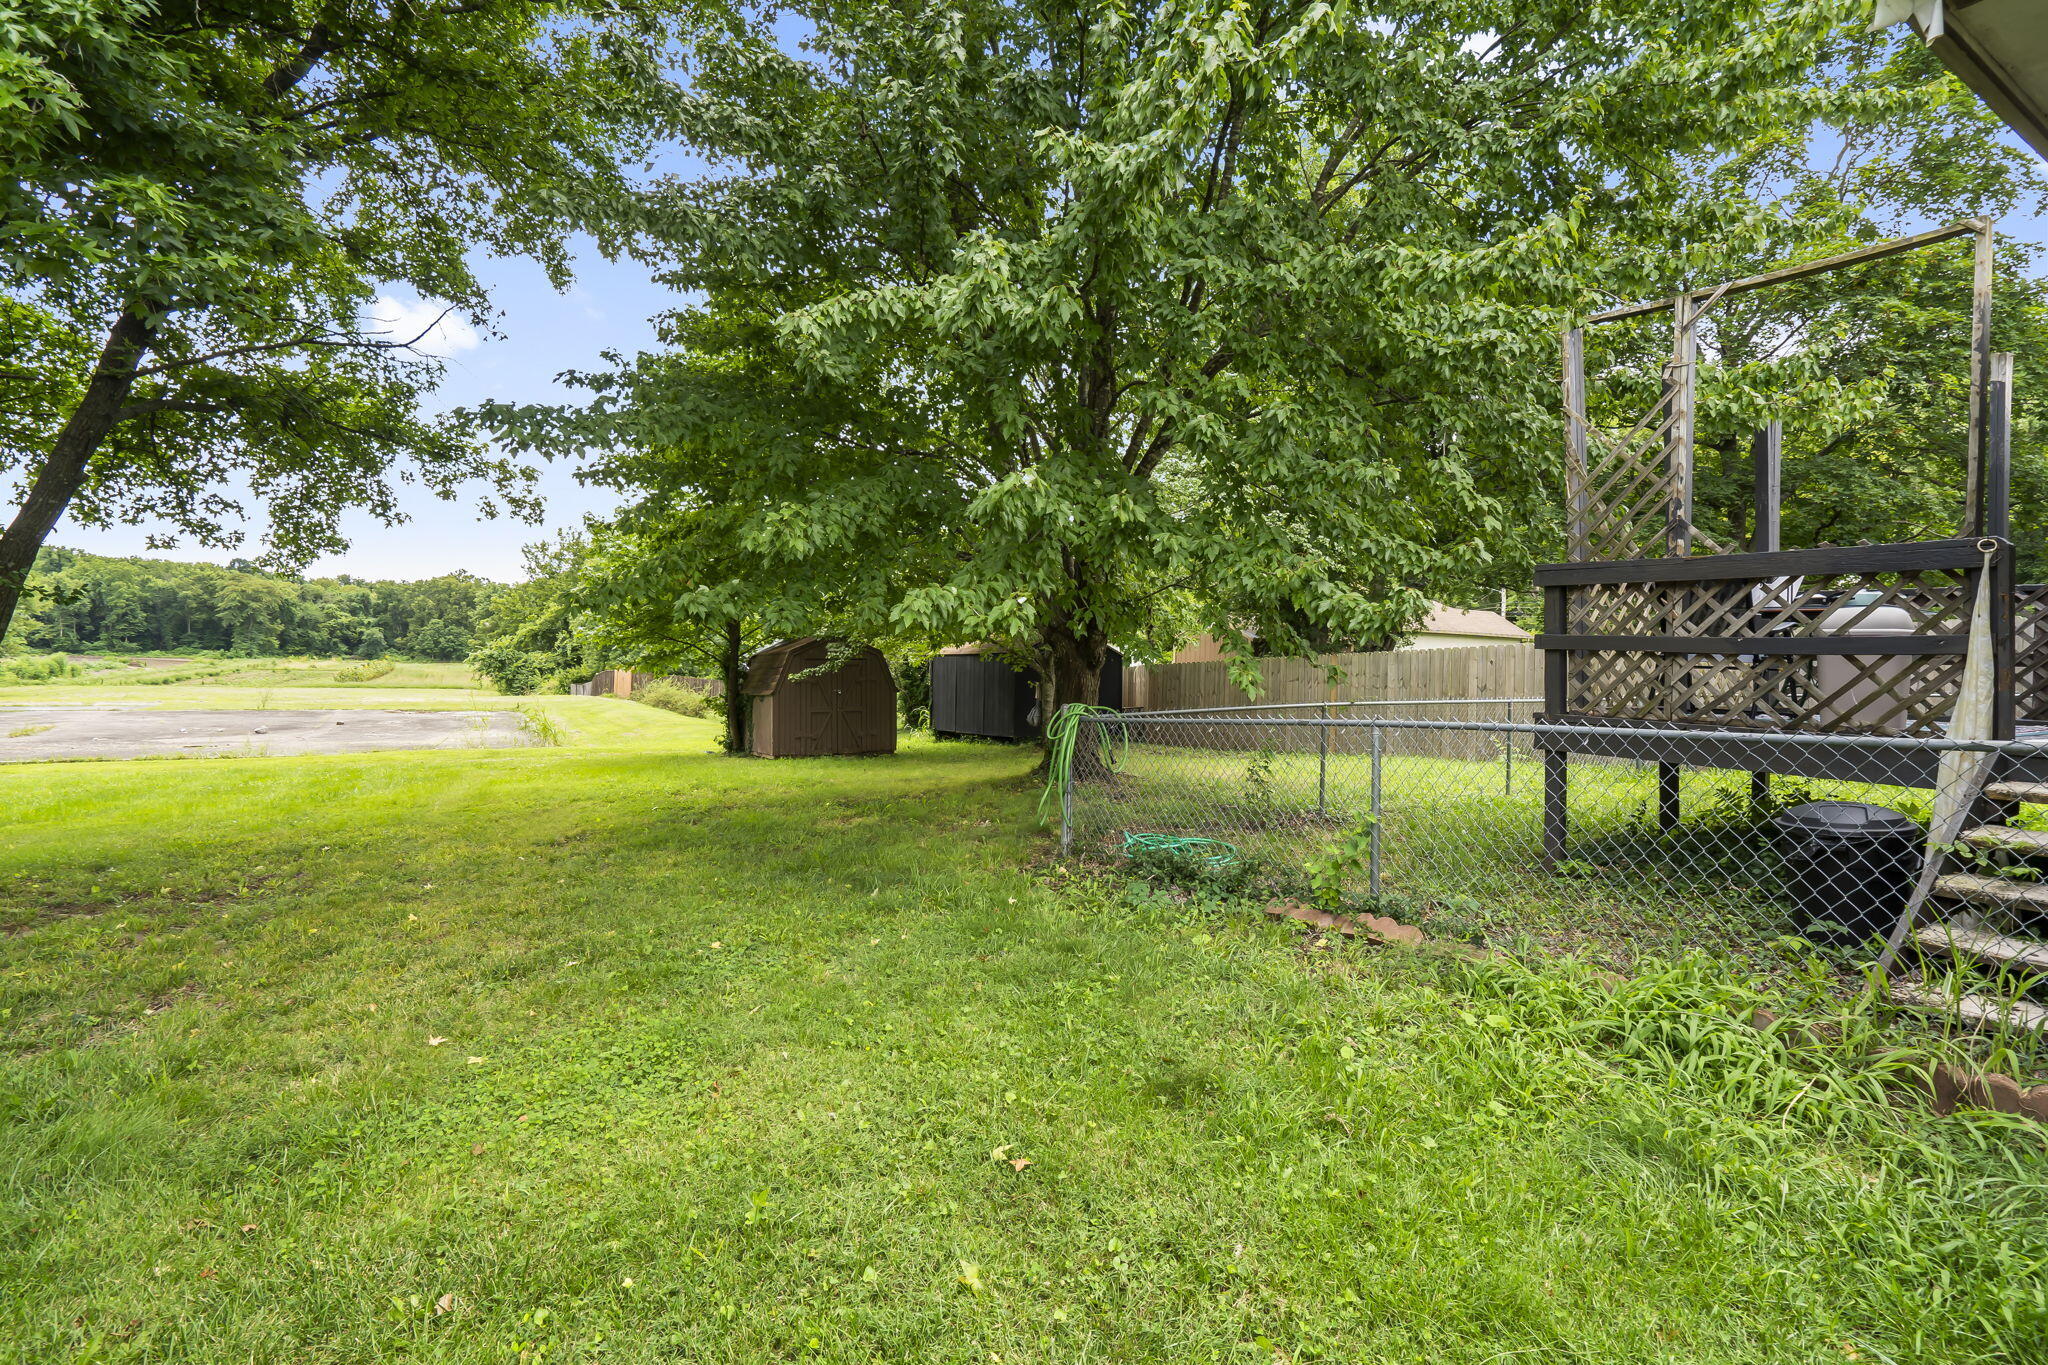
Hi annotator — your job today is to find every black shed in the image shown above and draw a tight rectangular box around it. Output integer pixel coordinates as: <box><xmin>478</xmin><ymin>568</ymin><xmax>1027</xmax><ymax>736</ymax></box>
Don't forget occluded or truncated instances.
<box><xmin>929</xmin><ymin>644</ymin><xmax>1123</xmax><ymax>740</ymax></box>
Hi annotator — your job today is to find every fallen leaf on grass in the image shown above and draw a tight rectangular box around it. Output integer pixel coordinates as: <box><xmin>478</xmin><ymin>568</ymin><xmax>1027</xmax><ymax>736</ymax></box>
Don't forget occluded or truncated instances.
<box><xmin>239</xmin><ymin>1223</ymin><xmax>258</xmax><ymax>1233</ymax></box>
<box><xmin>1009</xmin><ymin>1158</ymin><xmax>1032</xmax><ymax>1172</ymax></box>
<box><xmin>197</xmin><ymin>1269</ymin><xmax>216</xmax><ymax>1280</ymax></box>
<box><xmin>426</xmin><ymin>1037</ymin><xmax>448</xmax><ymax>1047</ymax></box>
<box><xmin>956</xmin><ymin>1261</ymin><xmax>983</xmax><ymax>1292</ymax></box>
<box><xmin>434</xmin><ymin>1293</ymin><xmax>456</xmax><ymax>1316</ymax></box>
<box><xmin>471</xmin><ymin>1143</ymin><xmax>486</xmax><ymax>1156</ymax></box>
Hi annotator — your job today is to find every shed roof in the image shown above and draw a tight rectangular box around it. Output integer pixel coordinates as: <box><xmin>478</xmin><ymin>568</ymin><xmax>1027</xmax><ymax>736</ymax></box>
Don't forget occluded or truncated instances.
<box><xmin>1416</xmin><ymin>604</ymin><xmax>1531</xmax><ymax>641</ymax></box>
<box><xmin>744</xmin><ymin>638</ymin><xmax>842</xmax><ymax>696</ymax></box>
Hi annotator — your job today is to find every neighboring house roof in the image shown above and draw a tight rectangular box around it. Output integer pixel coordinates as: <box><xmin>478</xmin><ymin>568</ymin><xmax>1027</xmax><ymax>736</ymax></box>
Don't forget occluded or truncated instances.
<box><xmin>1168</xmin><ymin>604</ymin><xmax>1530</xmax><ymax>662</ymax></box>
<box><xmin>1875</xmin><ymin>0</ymin><xmax>2048</xmax><ymax>159</ymax></box>
<box><xmin>1416</xmin><ymin>605</ymin><xmax>1530</xmax><ymax>641</ymax></box>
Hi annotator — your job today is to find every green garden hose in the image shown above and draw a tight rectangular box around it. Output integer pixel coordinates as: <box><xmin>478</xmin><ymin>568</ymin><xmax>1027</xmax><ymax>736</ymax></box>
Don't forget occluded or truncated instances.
<box><xmin>1120</xmin><ymin>831</ymin><xmax>1240</xmax><ymax>867</ymax></box>
<box><xmin>1037</xmin><ymin>703</ymin><xmax>1126</xmax><ymax>825</ymax></box>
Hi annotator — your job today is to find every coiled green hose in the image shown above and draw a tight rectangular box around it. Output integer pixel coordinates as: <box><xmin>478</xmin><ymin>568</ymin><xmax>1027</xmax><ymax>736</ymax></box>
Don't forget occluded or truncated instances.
<box><xmin>1121</xmin><ymin>831</ymin><xmax>1240</xmax><ymax>867</ymax></box>
<box><xmin>1038</xmin><ymin>703</ymin><xmax>1126</xmax><ymax>825</ymax></box>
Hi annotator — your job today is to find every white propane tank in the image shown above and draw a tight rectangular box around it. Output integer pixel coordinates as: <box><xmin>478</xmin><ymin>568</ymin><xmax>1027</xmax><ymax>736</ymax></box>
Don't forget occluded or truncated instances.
<box><xmin>1811</xmin><ymin>591</ymin><xmax>1916</xmax><ymax>730</ymax></box>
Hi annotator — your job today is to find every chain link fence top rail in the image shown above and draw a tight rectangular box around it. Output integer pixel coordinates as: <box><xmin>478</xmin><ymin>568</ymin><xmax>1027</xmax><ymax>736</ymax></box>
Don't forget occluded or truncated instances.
<box><xmin>1061</xmin><ymin>702</ymin><xmax>2048</xmax><ymax>1025</ymax></box>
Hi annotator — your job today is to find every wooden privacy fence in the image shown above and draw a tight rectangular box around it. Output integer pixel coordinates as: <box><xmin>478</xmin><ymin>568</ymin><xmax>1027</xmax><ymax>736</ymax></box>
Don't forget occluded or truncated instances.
<box><xmin>1120</xmin><ymin>645</ymin><xmax>1542</xmax><ymax>759</ymax></box>
<box><xmin>1126</xmin><ymin>644</ymin><xmax>1541</xmax><ymax>713</ymax></box>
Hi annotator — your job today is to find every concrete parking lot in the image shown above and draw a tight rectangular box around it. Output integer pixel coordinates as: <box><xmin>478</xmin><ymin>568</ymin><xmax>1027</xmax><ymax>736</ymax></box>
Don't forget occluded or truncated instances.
<box><xmin>0</xmin><ymin>708</ymin><xmax>533</xmax><ymax>763</ymax></box>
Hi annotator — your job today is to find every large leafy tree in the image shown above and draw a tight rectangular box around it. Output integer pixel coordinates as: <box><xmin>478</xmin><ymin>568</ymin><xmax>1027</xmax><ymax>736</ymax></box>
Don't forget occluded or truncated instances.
<box><xmin>0</xmin><ymin>0</ymin><xmax>687</xmax><ymax>640</ymax></box>
<box><xmin>1572</xmin><ymin>34</ymin><xmax>2048</xmax><ymax>577</ymax></box>
<box><xmin>490</xmin><ymin>0</ymin><xmax>2033</xmax><ymax>717</ymax></box>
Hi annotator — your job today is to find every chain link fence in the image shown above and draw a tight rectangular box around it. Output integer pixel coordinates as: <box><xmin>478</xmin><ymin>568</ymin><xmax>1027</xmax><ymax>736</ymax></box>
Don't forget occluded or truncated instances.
<box><xmin>1060</xmin><ymin>702</ymin><xmax>2048</xmax><ymax>1010</ymax></box>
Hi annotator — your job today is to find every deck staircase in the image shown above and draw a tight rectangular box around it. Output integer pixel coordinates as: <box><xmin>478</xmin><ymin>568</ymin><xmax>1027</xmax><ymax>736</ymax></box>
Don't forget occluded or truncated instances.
<box><xmin>1889</xmin><ymin>781</ymin><xmax>2048</xmax><ymax>1033</ymax></box>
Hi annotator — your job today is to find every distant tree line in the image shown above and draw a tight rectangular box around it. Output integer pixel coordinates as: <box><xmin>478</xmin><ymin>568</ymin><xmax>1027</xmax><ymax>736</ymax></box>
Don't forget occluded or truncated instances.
<box><xmin>8</xmin><ymin>547</ymin><xmax>504</xmax><ymax>660</ymax></box>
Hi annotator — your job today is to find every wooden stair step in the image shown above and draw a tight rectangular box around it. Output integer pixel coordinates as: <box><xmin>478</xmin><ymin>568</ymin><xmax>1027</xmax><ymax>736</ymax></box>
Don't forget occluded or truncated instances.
<box><xmin>1912</xmin><ymin>924</ymin><xmax>2048</xmax><ymax>974</ymax></box>
<box><xmin>1932</xmin><ymin>873</ymin><xmax>2048</xmax><ymax>912</ymax></box>
<box><xmin>1961</xmin><ymin>825</ymin><xmax>2048</xmax><ymax>856</ymax></box>
<box><xmin>1890</xmin><ymin>979</ymin><xmax>2048</xmax><ymax>1033</ymax></box>
<box><xmin>1984</xmin><ymin>781</ymin><xmax>2048</xmax><ymax>805</ymax></box>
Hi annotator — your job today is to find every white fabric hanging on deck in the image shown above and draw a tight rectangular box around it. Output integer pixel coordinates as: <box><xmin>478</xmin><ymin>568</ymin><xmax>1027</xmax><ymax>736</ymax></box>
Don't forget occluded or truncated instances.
<box><xmin>1879</xmin><ymin>538</ymin><xmax>2000</xmax><ymax>969</ymax></box>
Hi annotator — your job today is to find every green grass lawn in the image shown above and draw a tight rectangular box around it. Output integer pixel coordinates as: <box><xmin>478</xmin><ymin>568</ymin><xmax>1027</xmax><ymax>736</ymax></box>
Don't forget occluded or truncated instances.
<box><xmin>3</xmin><ymin>679</ymin><xmax>2045</xmax><ymax>1362</ymax></box>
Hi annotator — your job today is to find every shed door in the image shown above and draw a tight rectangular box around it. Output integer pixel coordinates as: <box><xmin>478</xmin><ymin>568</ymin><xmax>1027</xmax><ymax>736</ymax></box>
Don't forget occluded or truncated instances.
<box><xmin>804</xmin><ymin>680</ymin><xmax>851</xmax><ymax>754</ymax></box>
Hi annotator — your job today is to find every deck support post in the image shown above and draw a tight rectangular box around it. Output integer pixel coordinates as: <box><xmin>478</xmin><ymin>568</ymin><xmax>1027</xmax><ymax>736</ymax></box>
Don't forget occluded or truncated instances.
<box><xmin>1965</xmin><ymin>223</ymin><xmax>1994</xmax><ymax>535</ymax></box>
<box><xmin>1542</xmin><ymin>751</ymin><xmax>1569</xmax><ymax>869</ymax></box>
<box><xmin>1657</xmin><ymin>763</ymin><xmax>1681</xmax><ymax>832</ymax></box>
<box><xmin>1749</xmin><ymin>420</ymin><xmax>1781</xmax><ymax>811</ymax></box>
<box><xmin>1541</xmin><ymin>579</ymin><xmax>1569</xmax><ymax>870</ymax></box>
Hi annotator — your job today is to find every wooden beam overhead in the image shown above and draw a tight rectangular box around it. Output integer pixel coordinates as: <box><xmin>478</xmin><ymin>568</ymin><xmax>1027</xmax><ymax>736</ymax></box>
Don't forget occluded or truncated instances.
<box><xmin>1584</xmin><ymin>220</ymin><xmax>1990</xmax><ymax>325</ymax></box>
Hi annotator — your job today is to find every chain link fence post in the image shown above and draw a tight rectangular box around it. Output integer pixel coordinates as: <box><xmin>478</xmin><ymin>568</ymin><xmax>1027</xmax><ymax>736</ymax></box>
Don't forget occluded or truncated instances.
<box><xmin>1317</xmin><ymin>700</ymin><xmax>1329</xmax><ymax>817</ymax></box>
<box><xmin>1369</xmin><ymin>720</ymin><xmax>1382</xmax><ymax>896</ymax></box>
<box><xmin>1502</xmin><ymin>697</ymin><xmax>1513</xmax><ymax>795</ymax></box>
<box><xmin>1059</xmin><ymin>724</ymin><xmax>1077</xmax><ymax>856</ymax></box>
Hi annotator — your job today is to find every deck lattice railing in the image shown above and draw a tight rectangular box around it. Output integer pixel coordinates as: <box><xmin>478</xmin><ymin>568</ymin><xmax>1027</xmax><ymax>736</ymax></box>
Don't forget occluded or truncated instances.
<box><xmin>1536</xmin><ymin>538</ymin><xmax>2016</xmax><ymax>739</ymax></box>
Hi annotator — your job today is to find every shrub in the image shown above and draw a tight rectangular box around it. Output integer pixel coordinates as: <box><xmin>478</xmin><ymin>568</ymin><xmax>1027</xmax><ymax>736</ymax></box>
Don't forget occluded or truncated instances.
<box><xmin>336</xmin><ymin>660</ymin><xmax>396</xmax><ymax>682</ymax></box>
<box><xmin>637</xmin><ymin>677</ymin><xmax>713</xmax><ymax>717</ymax></box>
<box><xmin>403</xmin><ymin>619</ymin><xmax>473</xmax><ymax>661</ymax></box>
<box><xmin>0</xmin><ymin>653</ymin><xmax>81</xmax><ymax>685</ymax></box>
<box><xmin>466</xmin><ymin>640</ymin><xmax>548</xmax><ymax>695</ymax></box>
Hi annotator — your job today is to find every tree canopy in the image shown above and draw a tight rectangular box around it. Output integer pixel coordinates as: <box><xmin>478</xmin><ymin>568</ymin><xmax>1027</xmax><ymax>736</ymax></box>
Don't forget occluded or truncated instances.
<box><xmin>0</xmin><ymin>0</ymin><xmax>691</xmax><ymax>641</ymax></box>
<box><xmin>483</xmin><ymin>0</ymin><xmax>2043</xmax><ymax>716</ymax></box>
<box><xmin>12</xmin><ymin>545</ymin><xmax>504</xmax><ymax>658</ymax></box>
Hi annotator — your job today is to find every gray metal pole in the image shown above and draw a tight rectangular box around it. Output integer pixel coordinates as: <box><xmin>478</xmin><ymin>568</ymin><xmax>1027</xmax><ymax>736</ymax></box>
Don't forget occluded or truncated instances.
<box><xmin>1502</xmin><ymin>698</ymin><xmax>1513</xmax><ymax>795</ymax></box>
<box><xmin>1751</xmin><ymin>420</ymin><xmax>1781</xmax><ymax>816</ymax></box>
<box><xmin>1369</xmin><ymin>723</ymin><xmax>1383</xmax><ymax>896</ymax></box>
<box><xmin>1060</xmin><ymin>726</ymin><xmax>1076</xmax><ymax>856</ymax></box>
<box><xmin>1317</xmin><ymin>700</ymin><xmax>1329</xmax><ymax>817</ymax></box>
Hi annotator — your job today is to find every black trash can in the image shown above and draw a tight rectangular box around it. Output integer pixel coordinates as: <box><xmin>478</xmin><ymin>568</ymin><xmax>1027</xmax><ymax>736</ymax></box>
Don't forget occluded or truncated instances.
<box><xmin>1771</xmin><ymin>801</ymin><xmax>1925</xmax><ymax>943</ymax></box>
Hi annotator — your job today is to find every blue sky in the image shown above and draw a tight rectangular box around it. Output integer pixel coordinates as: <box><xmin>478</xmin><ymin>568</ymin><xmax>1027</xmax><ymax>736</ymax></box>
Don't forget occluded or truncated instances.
<box><xmin>52</xmin><ymin>243</ymin><xmax>676</xmax><ymax>584</ymax></box>
<box><xmin>45</xmin><ymin>118</ymin><xmax>2048</xmax><ymax>585</ymax></box>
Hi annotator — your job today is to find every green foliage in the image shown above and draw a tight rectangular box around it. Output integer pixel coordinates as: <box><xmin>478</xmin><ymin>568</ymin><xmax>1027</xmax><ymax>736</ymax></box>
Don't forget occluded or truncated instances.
<box><xmin>1573</xmin><ymin>36</ymin><xmax>2048</xmax><ymax>574</ymax></box>
<box><xmin>481</xmin><ymin>2</ymin><xmax>2038</xmax><ymax>711</ymax></box>
<box><xmin>0</xmin><ymin>652</ymin><xmax>78</xmax><ymax>684</ymax></box>
<box><xmin>334</xmin><ymin>660</ymin><xmax>395</xmax><ymax>683</ymax></box>
<box><xmin>1303</xmin><ymin>818</ymin><xmax>1378</xmax><ymax>911</ymax></box>
<box><xmin>635</xmin><ymin>676</ymin><xmax>714</xmax><ymax>718</ymax></box>
<box><xmin>467</xmin><ymin>533</ymin><xmax>623</xmax><ymax>686</ymax></box>
<box><xmin>11</xmin><ymin>546</ymin><xmax>503</xmax><ymax>658</ymax></box>
<box><xmin>1242</xmin><ymin>748</ymin><xmax>1279</xmax><ymax>813</ymax></box>
<box><xmin>0</xmin><ymin>0</ymin><xmax>692</xmax><ymax>638</ymax></box>
<box><xmin>465</xmin><ymin>640</ymin><xmax>549</xmax><ymax>695</ymax></box>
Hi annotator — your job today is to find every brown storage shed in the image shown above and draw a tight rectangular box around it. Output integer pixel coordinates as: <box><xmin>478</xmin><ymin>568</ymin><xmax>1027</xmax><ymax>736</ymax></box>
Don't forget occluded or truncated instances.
<box><xmin>745</xmin><ymin>638</ymin><xmax>898</xmax><ymax>758</ymax></box>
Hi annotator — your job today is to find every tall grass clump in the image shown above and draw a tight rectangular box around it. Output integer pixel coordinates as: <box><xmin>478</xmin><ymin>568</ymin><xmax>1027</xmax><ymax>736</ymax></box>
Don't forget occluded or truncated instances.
<box><xmin>0</xmin><ymin>653</ymin><xmax>81</xmax><ymax>684</ymax></box>
<box><xmin>1435</xmin><ymin>949</ymin><xmax>2048</xmax><ymax>1346</ymax></box>
<box><xmin>334</xmin><ymin>660</ymin><xmax>395</xmax><ymax>682</ymax></box>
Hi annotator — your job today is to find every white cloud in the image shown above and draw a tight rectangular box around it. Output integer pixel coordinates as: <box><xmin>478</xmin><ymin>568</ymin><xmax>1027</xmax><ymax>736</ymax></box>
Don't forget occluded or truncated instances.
<box><xmin>364</xmin><ymin>294</ymin><xmax>481</xmax><ymax>358</ymax></box>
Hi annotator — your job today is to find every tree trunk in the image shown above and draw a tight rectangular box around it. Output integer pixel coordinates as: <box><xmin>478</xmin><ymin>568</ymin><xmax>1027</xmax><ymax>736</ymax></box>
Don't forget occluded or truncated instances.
<box><xmin>720</xmin><ymin>617</ymin><xmax>749</xmax><ymax>754</ymax></box>
<box><xmin>1039</xmin><ymin>618</ymin><xmax>1108</xmax><ymax>733</ymax></box>
<box><xmin>0</xmin><ymin>308</ymin><xmax>156</xmax><ymax>642</ymax></box>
